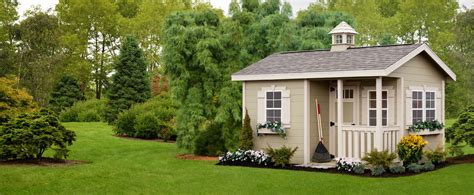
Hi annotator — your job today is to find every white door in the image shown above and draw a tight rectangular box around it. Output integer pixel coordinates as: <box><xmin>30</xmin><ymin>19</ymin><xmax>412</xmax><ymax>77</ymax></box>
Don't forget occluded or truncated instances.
<box><xmin>329</xmin><ymin>85</ymin><xmax>359</xmax><ymax>155</ymax></box>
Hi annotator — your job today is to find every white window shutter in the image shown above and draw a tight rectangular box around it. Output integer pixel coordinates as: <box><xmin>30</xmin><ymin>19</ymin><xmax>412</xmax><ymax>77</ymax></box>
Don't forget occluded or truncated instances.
<box><xmin>257</xmin><ymin>90</ymin><xmax>266</xmax><ymax>124</ymax></box>
<box><xmin>436</xmin><ymin>90</ymin><xmax>441</xmax><ymax>121</ymax></box>
<box><xmin>281</xmin><ymin>90</ymin><xmax>291</xmax><ymax>125</ymax></box>
<box><xmin>406</xmin><ymin>89</ymin><xmax>412</xmax><ymax>126</ymax></box>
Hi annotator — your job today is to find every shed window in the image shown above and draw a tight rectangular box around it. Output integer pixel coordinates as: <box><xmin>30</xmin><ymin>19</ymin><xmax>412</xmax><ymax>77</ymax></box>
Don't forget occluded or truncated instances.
<box><xmin>412</xmin><ymin>90</ymin><xmax>436</xmax><ymax>124</ymax></box>
<box><xmin>347</xmin><ymin>35</ymin><xmax>353</xmax><ymax>44</ymax></box>
<box><xmin>335</xmin><ymin>35</ymin><xmax>343</xmax><ymax>44</ymax></box>
<box><xmin>368</xmin><ymin>91</ymin><xmax>388</xmax><ymax>126</ymax></box>
<box><xmin>266</xmin><ymin>91</ymin><xmax>282</xmax><ymax>122</ymax></box>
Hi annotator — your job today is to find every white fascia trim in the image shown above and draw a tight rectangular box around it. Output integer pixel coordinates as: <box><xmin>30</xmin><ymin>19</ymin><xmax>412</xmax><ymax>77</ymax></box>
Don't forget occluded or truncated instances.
<box><xmin>384</xmin><ymin>43</ymin><xmax>456</xmax><ymax>81</ymax></box>
<box><xmin>231</xmin><ymin>70</ymin><xmax>386</xmax><ymax>81</ymax></box>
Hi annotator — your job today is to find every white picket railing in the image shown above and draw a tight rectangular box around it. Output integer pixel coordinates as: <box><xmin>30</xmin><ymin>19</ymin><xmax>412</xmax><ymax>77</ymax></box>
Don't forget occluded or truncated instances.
<box><xmin>341</xmin><ymin>126</ymin><xmax>399</xmax><ymax>159</ymax></box>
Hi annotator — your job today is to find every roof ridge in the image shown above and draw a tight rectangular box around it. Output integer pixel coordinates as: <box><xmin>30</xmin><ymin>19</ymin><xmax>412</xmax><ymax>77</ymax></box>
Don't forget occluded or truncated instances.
<box><xmin>277</xmin><ymin>43</ymin><xmax>422</xmax><ymax>55</ymax></box>
<box><xmin>348</xmin><ymin>43</ymin><xmax>421</xmax><ymax>50</ymax></box>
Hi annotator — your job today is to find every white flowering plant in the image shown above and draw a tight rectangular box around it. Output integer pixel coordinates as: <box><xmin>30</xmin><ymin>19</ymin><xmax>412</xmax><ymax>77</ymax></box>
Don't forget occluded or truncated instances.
<box><xmin>219</xmin><ymin>149</ymin><xmax>272</xmax><ymax>166</ymax></box>
<box><xmin>256</xmin><ymin>121</ymin><xmax>286</xmax><ymax>137</ymax></box>
<box><xmin>336</xmin><ymin>158</ymin><xmax>364</xmax><ymax>172</ymax></box>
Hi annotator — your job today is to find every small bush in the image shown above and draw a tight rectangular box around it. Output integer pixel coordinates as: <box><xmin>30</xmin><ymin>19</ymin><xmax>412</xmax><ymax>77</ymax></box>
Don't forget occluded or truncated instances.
<box><xmin>407</xmin><ymin>163</ymin><xmax>423</xmax><ymax>173</ymax></box>
<box><xmin>133</xmin><ymin>112</ymin><xmax>161</xmax><ymax>138</ymax></box>
<box><xmin>0</xmin><ymin>109</ymin><xmax>76</xmax><ymax>160</ymax></box>
<box><xmin>78</xmin><ymin>110</ymin><xmax>101</xmax><ymax>122</ymax></box>
<box><xmin>265</xmin><ymin>145</ymin><xmax>298</xmax><ymax>167</ymax></box>
<box><xmin>219</xmin><ymin>149</ymin><xmax>272</xmax><ymax>166</ymax></box>
<box><xmin>421</xmin><ymin>161</ymin><xmax>435</xmax><ymax>171</ymax></box>
<box><xmin>59</xmin><ymin>99</ymin><xmax>106</xmax><ymax>122</ymax></box>
<box><xmin>239</xmin><ymin>109</ymin><xmax>253</xmax><ymax>150</ymax></box>
<box><xmin>424</xmin><ymin>146</ymin><xmax>447</xmax><ymax>164</ymax></box>
<box><xmin>194</xmin><ymin>122</ymin><xmax>226</xmax><ymax>156</ymax></box>
<box><xmin>447</xmin><ymin>144</ymin><xmax>465</xmax><ymax>157</ymax></box>
<box><xmin>0</xmin><ymin>76</ymin><xmax>36</xmax><ymax>124</ymax></box>
<box><xmin>336</xmin><ymin>158</ymin><xmax>363</xmax><ymax>172</ymax></box>
<box><xmin>398</xmin><ymin>135</ymin><xmax>428</xmax><ymax>165</ymax></box>
<box><xmin>114</xmin><ymin>93</ymin><xmax>176</xmax><ymax>140</ymax></box>
<box><xmin>389</xmin><ymin>165</ymin><xmax>406</xmax><ymax>174</ymax></box>
<box><xmin>362</xmin><ymin>149</ymin><xmax>397</xmax><ymax>169</ymax></box>
<box><xmin>353</xmin><ymin>163</ymin><xmax>365</xmax><ymax>174</ymax></box>
<box><xmin>370</xmin><ymin>165</ymin><xmax>385</xmax><ymax>176</ymax></box>
<box><xmin>446</xmin><ymin>105</ymin><xmax>474</xmax><ymax>147</ymax></box>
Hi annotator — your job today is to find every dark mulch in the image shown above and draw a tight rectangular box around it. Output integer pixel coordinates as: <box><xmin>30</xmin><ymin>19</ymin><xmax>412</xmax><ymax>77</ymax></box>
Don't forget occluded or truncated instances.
<box><xmin>217</xmin><ymin>154</ymin><xmax>474</xmax><ymax>178</ymax></box>
<box><xmin>0</xmin><ymin>157</ymin><xmax>90</xmax><ymax>167</ymax></box>
<box><xmin>114</xmin><ymin>134</ymin><xmax>176</xmax><ymax>143</ymax></box>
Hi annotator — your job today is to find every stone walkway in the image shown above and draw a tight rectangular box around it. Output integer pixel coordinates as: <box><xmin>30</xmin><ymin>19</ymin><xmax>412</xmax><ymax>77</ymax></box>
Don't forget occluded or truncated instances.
<box><xmin>295</xmin><ymin>161</ymin><xmax>337</xmax><ymax>169</ymax></box>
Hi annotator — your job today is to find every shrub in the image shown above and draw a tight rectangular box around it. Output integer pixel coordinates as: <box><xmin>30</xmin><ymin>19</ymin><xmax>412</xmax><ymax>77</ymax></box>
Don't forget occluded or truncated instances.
<box><xmin>265</xmin><ymin>145</ymin><xmax>298</xmax><ymax>167</ymax></box>
<box><xmin>114</xmin><ymin>93</ymin><xmax>176</xmax><ymax>140</ymax></box>
<box><xmin>424</xmin><ymin>146</ymin><xmax>447</xmax><ymax>164</ymax></box>
<box><xmin>336</xmin><ymin>158</ymin><xmax>363</xmax><ymax>172</ymax></box>
<box><xmin>421</xmin><ymin>161</ymin><xmax>435</xmax><ymax>171</ymax></box>
<box><xmin>389</xmin><ymin>165</ymin><xmax>406</xmax><ymax>174</ymax></box>
<box><xmin>239</xmin><ymin>109</ymin><xmax>253</xmax><ymax>150</ymax></box>
<box><xmin>447</xmin><ymin>144</ymin><xmax>465</xmax><ymax>157</ymax></box>
<box><xmin>0</xmin><ymin>76</ymin><xmax>36</xmax><ymax>124</ymax></box>
<box><xmin>446</xmin><ymin>105</ymin><xmax>474</xmax><ymax>147</ymax></box>
<box><xmin>105</xmin><ymin>36</ymin><xmax>151</xmax><ymax>123</ymax></box>
<box><xmin>407</xmin><ymin>163</ymin><xmax>423</xmax><ymax>173</ymax></box>
<box><xmin>49</xmin><ymin>75</ymin><xmax>85</xmax><ymax>114</ymax></box>
<box><xmin>133</xmin><ymin>112</ymin><xmax>161</xmax><ymax>138</ymax></box>
<box><xmin>362</xmin><ymin>149</ymin><xmax>397</xmax><ymax>169</ymax></box>
<box><xmin>398</xmin><ymin>135</ymin><xmax>428</xmax><ymax>165</ymax></box>
<box><xmin>0</xmin><ymin>109</ymin><xmax>76</xmax><ymax>160</ymax></box>
<box><xmin>370</xmin><ymin>165</ymin><xmax>385</xmax><ymax>176</ymax></box>
<box><xmin>353</xmin><ymin>163</ymin><xmax>365</xmax><ymax>174</ymax></box>
<box><xmin>78</xmin><ymin>110</ymin><xmax>101</xmax><ymax>122</ymax></box>
<box><xmin>194</xmin><ymin>122</ymin><xmax>226</xmax><ymax>156</ymax></box>
<box><xmin>219</xmin><ymin>149</ymin><xmax>272</xmax><ymax>166</ymax></box>
<box><xmin>59</xmin><ymin>99</ymin><xmax>106</xmax><ymax>122</ymax></box>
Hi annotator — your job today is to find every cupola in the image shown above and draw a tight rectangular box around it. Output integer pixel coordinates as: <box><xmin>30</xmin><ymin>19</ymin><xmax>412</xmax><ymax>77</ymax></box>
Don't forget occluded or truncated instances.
<box><xmin>329</xmin><ymin>21</ymin><xmax>357</xmax><ymax>51</ymax></box>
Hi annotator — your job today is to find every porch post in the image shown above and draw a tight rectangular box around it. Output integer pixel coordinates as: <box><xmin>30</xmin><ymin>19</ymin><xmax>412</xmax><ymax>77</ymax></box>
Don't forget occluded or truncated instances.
<box><xmin>375</xmin><ymin>77</ymin><xmax>383</xmax><ymax>150</ymax></box>
<box><xmin>303</xmin><ymin>80</ymin><xmax>310</xmax><ymax>164</ymax></box>
<box><xmin>337</xmin><ymin>79</ymin><xmax>343</xmax><ymax>157</ymax></box>
<box><xmin>397</xmin><ymin>78</ymin><xmax>404</xmax><ymax>139</ymax></box>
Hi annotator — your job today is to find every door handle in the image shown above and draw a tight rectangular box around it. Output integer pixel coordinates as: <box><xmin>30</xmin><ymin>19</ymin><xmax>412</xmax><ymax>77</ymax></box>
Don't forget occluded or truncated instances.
<box><xmin>330</xmin><ymin>121</ymin><xmax>335</xmax><ymax>127</ymax></box>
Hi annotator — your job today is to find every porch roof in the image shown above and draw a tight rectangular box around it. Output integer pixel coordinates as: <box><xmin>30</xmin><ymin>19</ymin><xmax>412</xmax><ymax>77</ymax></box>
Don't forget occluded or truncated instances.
<box><xmin>232</xmin><ymin>43</ymin><xmax>456</xmax><ymax>81</ymax></box>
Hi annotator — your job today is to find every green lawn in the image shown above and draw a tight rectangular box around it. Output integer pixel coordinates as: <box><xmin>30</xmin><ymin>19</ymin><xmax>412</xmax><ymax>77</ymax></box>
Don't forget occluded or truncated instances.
<box><xmin>0</xmin><ymin>122</ymin><xmax>473</xmax><ymax>194</ymax></box>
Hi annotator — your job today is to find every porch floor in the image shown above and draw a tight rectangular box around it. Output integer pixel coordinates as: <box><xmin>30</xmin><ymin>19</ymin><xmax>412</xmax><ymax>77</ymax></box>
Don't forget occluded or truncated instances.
<box><xmin>295</xmin><ymin>160</ymin><xmax>337</xmax><ymax>169</ymax></box>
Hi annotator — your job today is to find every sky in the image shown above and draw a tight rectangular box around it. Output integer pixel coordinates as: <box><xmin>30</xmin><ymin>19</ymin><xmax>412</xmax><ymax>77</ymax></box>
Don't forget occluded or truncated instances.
<box><xmin>17</xmin><ymin>0</ymin><xmax>474</xmax><ymax>19</ymax></box>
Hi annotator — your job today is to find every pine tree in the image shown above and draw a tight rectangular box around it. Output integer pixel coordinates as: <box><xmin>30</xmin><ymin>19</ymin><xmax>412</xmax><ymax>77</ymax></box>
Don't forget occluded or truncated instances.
<box><xmin>105</xmin><ymin>36</ymin><xmax>150</xmax><ymax>123</ymax></box>
<box><xmin>49</xmin><ymin>75</ymin><xmax>85</xmax><ymax>114</ymax></box>
<box><xmin>239</xmin><ymin>109</ymin><xmax>254</xmax><ymax>150</ymax></box>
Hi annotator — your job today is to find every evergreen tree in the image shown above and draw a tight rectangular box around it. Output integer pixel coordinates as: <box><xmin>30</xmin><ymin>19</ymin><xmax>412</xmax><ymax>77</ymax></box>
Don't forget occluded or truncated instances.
<box><xmin>105</xmin><ymin>36</ymin><xmax>150</xmax><ymax>123</ymax></box>
<box><xmin>49</xmin><ymin>75</ymin><xmax>85</xmax><ymax>114</ymax></box>
<box><xmin>239</xmin><ymin>109</ymin><xmax>254</xmax><ymax>150</ymax></box>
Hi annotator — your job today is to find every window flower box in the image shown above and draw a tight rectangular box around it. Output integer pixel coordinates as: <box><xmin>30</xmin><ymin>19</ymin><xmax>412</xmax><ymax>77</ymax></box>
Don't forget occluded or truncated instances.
<box><xmin>408</xmin><ymin>120</ymin><xmax>443</xmax><ymax>135</ymax></box>
<box><xmin>256</xmin><ymin>121</ymin><xmax>289</xmax><ymax>137</ymax></box>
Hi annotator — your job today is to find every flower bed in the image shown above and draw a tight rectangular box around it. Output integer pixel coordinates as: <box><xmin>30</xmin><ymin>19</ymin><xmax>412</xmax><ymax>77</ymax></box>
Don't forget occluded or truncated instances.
<box><xmin>219</xmin><ymin>149</ymin><xmax>273</xmax><ymax>166</ymax></box>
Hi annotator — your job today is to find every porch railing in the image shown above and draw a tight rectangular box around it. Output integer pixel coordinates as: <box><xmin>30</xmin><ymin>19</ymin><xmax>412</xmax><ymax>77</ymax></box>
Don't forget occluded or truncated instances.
<box><xmin>341</xmin><ymin>126</ymin><xmax>399</xmax><ymax>159</ymax></box>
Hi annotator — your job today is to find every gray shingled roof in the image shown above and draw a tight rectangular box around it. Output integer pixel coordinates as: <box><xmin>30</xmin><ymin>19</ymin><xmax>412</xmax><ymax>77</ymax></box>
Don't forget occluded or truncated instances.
<box><xmin>233</xmin><ymin>44</ymin><xmax>422</xmax><ymax>76</ymax></box>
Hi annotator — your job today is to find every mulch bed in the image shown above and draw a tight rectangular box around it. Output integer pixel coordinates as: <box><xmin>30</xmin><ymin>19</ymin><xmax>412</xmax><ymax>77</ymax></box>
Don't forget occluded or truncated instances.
<box><xmin>176</xmin><ymin>154</ymin><xmax>218</xmax><ymax>161</ymax></box>
<box><xmin>0</xmin><ymin>157</ymin><xmax>90</xmax><ymax>167</ymax></box>
<box><xmin>216</xmin><ymin>154</ymin><xmax>474</xmax><ymax>178</ymax></box>
<box><xmin>114</xmin><ymin>135</ymin><xmax>176</xmax><ymax>143</ymax></box>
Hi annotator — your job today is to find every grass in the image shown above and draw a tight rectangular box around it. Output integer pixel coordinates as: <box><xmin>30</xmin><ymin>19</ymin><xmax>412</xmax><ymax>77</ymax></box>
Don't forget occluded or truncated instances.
<box><xmin>0</xmin><ymin>122</ymin><xmax>473</xmax><ymax>194</ymax></box>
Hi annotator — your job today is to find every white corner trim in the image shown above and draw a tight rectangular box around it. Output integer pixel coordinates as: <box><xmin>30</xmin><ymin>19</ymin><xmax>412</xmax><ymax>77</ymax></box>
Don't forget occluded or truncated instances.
<box><xmin>384</xmin><ymin>43</ymin><xmax>456</xmax><ymax>81</ymax></box>
<box><xmin>242</xmin><ymin>81</ymin><xmax>246</xmax><ymax>121</ymax></box>
<box><xmin>303</xmin><ymin>80</ymin><xmax>310</xmax><ymax>164</ymax></box>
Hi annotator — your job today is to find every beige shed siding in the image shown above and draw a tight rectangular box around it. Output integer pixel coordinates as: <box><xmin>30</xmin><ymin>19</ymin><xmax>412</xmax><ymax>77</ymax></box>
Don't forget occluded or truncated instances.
<box><xmin>245</xmin><ymin>80</ymin><xmax>305</xmax><ymax>163</ymax></box>
<box><xmin>389</xmin><ymin>53</ymin><xmax>446</xmax><ymax>150</ymax></box>
<box><xmin>309</xmin><ymin>81</ymin><xmax>330</xmax><ymax>160</ymax></box>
